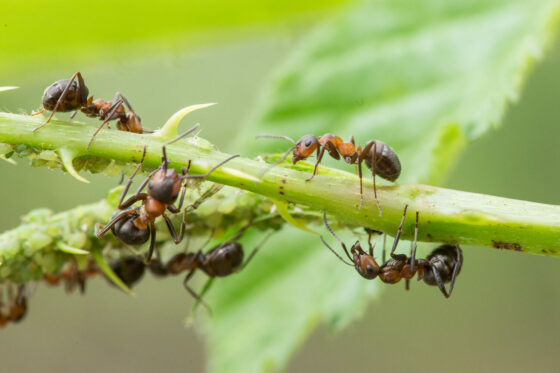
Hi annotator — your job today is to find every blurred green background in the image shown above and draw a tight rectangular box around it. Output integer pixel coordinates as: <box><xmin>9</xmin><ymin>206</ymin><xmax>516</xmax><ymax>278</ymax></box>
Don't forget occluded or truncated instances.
<box><xmin>1</xmin><ymin>1</ymin><xmax>559</xmax><ymax>372</ymax></box>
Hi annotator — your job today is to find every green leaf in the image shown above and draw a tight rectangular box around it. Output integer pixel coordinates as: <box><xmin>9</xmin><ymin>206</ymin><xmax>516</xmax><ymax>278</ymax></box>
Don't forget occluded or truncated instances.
<box><xmin>0</xmin><ymin>0</ymin><xmax>347</xmax><ymax>76</ymax></box>
<box><xmin>206</xmin><ymin>0</ymin><xmax>560</xmax><ymax>372</ymax></box>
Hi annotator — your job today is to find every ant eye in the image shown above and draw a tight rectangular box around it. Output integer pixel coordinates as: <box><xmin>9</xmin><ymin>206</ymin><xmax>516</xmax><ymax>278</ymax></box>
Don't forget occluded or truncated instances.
<box><xmin>304</xmin><ymin>139</ymin><xmax>312</xmax><ymax>147</ymax></box>
<box><xmin>149</xmin><ymin>181</ymin><xmax>154</xmax><ymax>189</ymax></box>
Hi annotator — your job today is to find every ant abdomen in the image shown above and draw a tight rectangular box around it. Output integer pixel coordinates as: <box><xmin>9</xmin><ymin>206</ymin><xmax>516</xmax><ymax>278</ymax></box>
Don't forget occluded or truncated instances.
<box><xmin>42</xmin><ymin>79</ymin><xmax>88</xmax><ymax>112</ymax></box>
<box><xmin>110</xmin><ymin>256</ymin><xmax>146</xmax><ymax>288</ymax></box>
<box><xmin>363</xmin><ymin>140</ymin><xmax>401</xmax><ymax>182</ymax></box>
<box><xmin>203</xmin><ymin>242</ymin><xmax>244</xmax><ymax>277</ymax></box>
<box><xmin>111</xmin><ymin>210</ymin><xmax>150</xmax><ymax>245</ymax></box>
<box><xmin>422</xmin><ymin>244</ymin><xmax>462</xmax><ymax>286</ymax></box>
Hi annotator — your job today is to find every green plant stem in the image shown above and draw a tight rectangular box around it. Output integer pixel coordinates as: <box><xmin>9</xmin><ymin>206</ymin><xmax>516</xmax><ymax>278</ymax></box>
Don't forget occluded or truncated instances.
<box><xmin>1</xmin><ymin>113</ymin><xmax>559</xmax><ymax>257</ymax></box>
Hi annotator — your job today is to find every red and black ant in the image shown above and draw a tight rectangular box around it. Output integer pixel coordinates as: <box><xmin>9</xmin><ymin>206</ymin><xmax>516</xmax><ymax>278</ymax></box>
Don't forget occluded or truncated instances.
<box><xmin>0</xmin><ymin>283</ymin><xmax>28</xmax><ymax>329</ymax></box>
<box><xmin>257</xmin><ymin>134</ymin><xmax>401</xmax><ymax>213</ymax></box>
<box><xmin>147</xmin><ymin>226</ymin><xmax>271</xmax><ymax>313</ymax></box>
<box><xmin>42</xmin><ymin>260</ymin><xmax>100</xmax><ymax>294</ymax></box>
<box><xmin>96</xmin><ymin>124</ymin><xmax>239</xmax><ymax>263</ymax></box>
<box><xmin>30</xmin><ymin>71</ymin><xmax>144</xmax><ymax>149</ymax></box>
<box><xmin>321</xmin><ymin>205</ymin><xmax>462</xmax><ymax>298</ymax></box>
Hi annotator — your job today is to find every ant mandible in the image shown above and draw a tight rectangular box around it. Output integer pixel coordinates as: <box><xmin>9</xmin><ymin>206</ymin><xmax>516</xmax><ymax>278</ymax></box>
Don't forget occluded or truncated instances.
<box><xmin>257</xmin><ymin>134</ymin><xmax>401</xmax><ymax>214</ymax></box>
<box><xmin>96</xmin><ymin>124</ymin><xmax>239</xmax><ymax>263</ymax></box>
<box><xmin>320</xmin><ymin>205</ymin><xmax>463</xmax><ymax>298</ymax></box>
<box><xmin>30</xmin><ymin>71</ymin><xmax>144</xmax><ymax>150</ymax></box>
<box><xmin>0</xmin><ymin>284</ymin><xmax>27</xmax><ymax>329</ymax></box>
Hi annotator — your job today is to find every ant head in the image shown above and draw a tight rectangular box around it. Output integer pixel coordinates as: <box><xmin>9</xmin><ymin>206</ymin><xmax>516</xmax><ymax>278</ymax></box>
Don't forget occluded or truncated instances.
<box><xmin>42</xmin><ymin>79</ymin><xmax>89</xmax><ymax>111</ymax></box>
<box><xmin>111</xmin><ymin>210</ymin><xmax>150</xmax><ymax>245</ymax></box>
<box><xmin>351</xmin><ymin>241</ymin><xmax>380</xmax><ymax>279</ymax></box>
<box><xmin>293</xmin><ymin>135</ymin><xmax>318</xmax><ymax>163</ymax></box>
<box><xmin>110</xmin><ymin>256</ymin><xmax>145</xmax><ymax>288</ymax></box>
<box><xmin>148</xmin><ymin>169</ymin><xmax>181</xmax><ymax>204</ymax></box>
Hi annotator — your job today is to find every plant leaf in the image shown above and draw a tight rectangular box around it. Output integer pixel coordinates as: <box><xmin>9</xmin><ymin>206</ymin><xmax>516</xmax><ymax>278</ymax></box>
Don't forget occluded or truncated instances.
<box><xmin>0</xmin><ymin>0</ymin><xmax>348</xmax><ymax>76</ymax></box>
<box><xmin>207</xmin><ymin>0</ymin><xmax>560</xmax><ymax>371</ymax></box>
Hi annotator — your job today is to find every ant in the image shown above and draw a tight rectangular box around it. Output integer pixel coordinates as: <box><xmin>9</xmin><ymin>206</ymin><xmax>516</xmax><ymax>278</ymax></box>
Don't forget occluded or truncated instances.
<box><xmin>320</xmin><ymin>205</ymin><xmax>462</xmax><ymax>298</ymax></box>
<box><xmin>42</xmin><ymin>260</ymin><xmax>100</xmax><ymax>294</ymax></box>
<box><xmin>30</xmin><ymin>71</ymin><xmax>144</xmax><ymax>150</ymax></box>
<box><xmin>0</xmin><ymin>283</ymin><xmax>27</xmax><ymax>329</ymax></box>
<box><xmin>108</xmin><ymin>256</ymin><xmax>147</xmax><ymax>289</ymax></box>
<box><xmin>149</xmin><ymin>226</ymin><xmax>271</xmax><ymax>313</ymax></box>
<box><xmin>96</xmin><ymin>124</ymin><xmax>239</xmax><ymax>263</ymax></box>
<box><xmin>257</xmin><ymin>134</ymin><xmax>401</xmax><ymax>213</ymax></box>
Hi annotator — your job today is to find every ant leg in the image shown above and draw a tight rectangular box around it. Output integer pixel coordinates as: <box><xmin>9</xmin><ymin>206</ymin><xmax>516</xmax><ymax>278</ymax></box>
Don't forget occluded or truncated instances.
<box><xmin>96</xmin><ymin>209</ymin><xmax>136</xmax><ymax>238</ymax></box>
<box><xmin>430</xmin><ymin>265</ymin><xmax>449</xmax><ymax>298</ymax></box>
<box><xmin>118</xmin><ymin>146</ymin><xmax>146</xmax><ymax>207</ymax></box>
<box><xmin>371</xmin><ymin>142</ymin><xmax>382</xmax><ymax>215</ymax></box>
<box><xmin>182</xmin><ymin>184</ymin><xmax>223</xmax><ymax>213</ymax></box>
<box><xmin>446</xmin><ymin>245</ymin><xmax>463</xmax><ymax>298</ymax></box>
<box><xmin>27</xmin><ymin>108</ymin><xmax>45</xmax><ymax>116</ymax></box>
<box><xmin>183</xmin><ymin>270</ymin><xmax>213</xmax><ymax>315</ymax></box>
<box><xmin>222</xmin><ymin>223</ymin><xmax>252</xmax><ymax>246</ymax></box>
<box><xmin>184</xmin><ymin>154</ymin><xmax>240</xmax><ymax>180</ymax></box>
<box><xmin>306</xmin><ymin>146</ymin><xmax>326</xmax><ymax>182</ymax></box>
<box><xmin>159</xmin><ymin>125</ymin><xmax>201</xmax><ymax>170</ymax></box>
<box><xmin>382</xmin><ymin>233</ymin><xmax>386</xmax><ymax>264</ymax></box>
<box><xmin>69</xmin><ymin>110</ymin><xmax>78</xmax><ymax>120</ymax></box>
<box><xmin>33</xmin><ymin>71</ymin><xmax>82</xmax><ymax>132</ymax></box>
<box><xmin>359</xmin><ymin>141</ymin><xmax>382</xmax><ymax>215</ymax></box>
<box><xmin>240</xmin><ymin>232</ymin><xmax>273</xmax><ymax>271</ymax></box>
<box><xmin>164</xmin><ymin>124</ymin><xmax>201</xmax><ymax>146</ymax></box>
<box><xmin>410</xmin><ymin>211</ymin><xmax>419</xmax><ymax>273</ymax></box>
<box><xmin>162</xmin><ymin>212</ymin><xmax>186</xmax><ymax>244</ymax></box>
<box><xmin>86</xmin><ymin>99</ymin><xmax>124</xmax><ymax>150</ymax></box>
<box><xmin>389</xmin><ymin>204</ymin><xmax>409</xmax><ymax>260</ymax></box>
<box><xmin>358</xmin><ymin>162</ymin><xmax>364</xmax><ymax>209</ymax></box>
<box><xmin>145</xmin><ymin>222</ymin><xmax>157</xmax><ymax>264</ymax></box>
<box><xmin>167</xmin><ymin>162</ymin><xmax>192</xmax><ymax>213</ymax></box>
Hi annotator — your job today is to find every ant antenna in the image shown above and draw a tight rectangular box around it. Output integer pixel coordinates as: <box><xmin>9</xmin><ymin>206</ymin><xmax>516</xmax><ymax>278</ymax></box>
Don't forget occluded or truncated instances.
<box><xmin>257</xmin><ymin>146</ymin><xmax>295</xmax><ymax>179</ymax></box>
<box><xmin>241</xmin><ymin>231</ymin><xmax>274</xmax><ymax>271</ymax></box>
<box><xmin>255</xmin><ymin>134</ymin><xmax>296</xmax><ymax>144</ymax></box>
<box><xmin>165</xmin><ymin>123</ymin><xmax>201</xmax><ymax>146</ymax></box>
<box><xmin>320</xmin><ymin>236</ymin><xmax>353</xmax><ymax>266</ymax></box>
<box><xmin>195</xmin><ymin>228</ymin><xmax>216</xmax><ymax>253</ymax></box>
<box><xmin>185</xmin><ymin>154</ymin><xmax>239</xmax><ymax>180</ymax></box>
<box><xmin>323</xmin><ymin>213</ymin><xmax>345</xmax><ymax>246</ymax></box>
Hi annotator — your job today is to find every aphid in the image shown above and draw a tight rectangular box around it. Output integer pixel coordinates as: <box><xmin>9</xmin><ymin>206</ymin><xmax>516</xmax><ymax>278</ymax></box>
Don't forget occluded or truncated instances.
<box><xmin>257</xmin><ymin>134</ymin><xmax>401</xmax><ymax>213</ymax></box>
<box><xmin>30</xmin><ymin>71</ymin><xmax>144</xmax><ymax>149</ymax></box>
<box><xmin>96</xmin><ymin>124</ymin><xmax>239</xmax><ymax>263</ymax></box>
<box><xmin>42</xmin><ymin>260</ymin><xmax>99</xmax><ymax>294</ymax></box>
<box><xmin>0</xmin><ymin>284</ymin><xmax>28</xmax><ymax>329</ymax></box>
<box><xmin>321</xmin><ymin>205</ymin><xmax>463</xmax><ymax>298</ymax></box>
